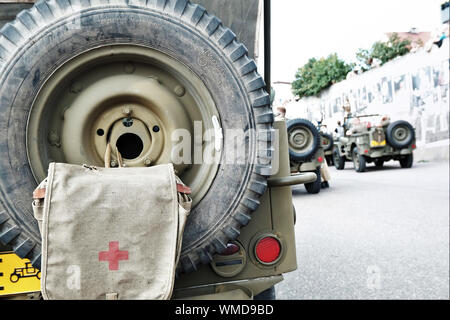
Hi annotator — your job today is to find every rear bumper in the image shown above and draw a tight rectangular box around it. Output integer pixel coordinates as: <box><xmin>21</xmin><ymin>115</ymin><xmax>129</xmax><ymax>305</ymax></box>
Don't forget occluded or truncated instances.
<box><xmin>173</xmin><ymin>275</ymin><xmax>283</xmax><ymax>300</ymax></box>
<box><xmin>367</xmin><ymin>145</ymin><xmax>414</xmax><ymax>159</ymax></box>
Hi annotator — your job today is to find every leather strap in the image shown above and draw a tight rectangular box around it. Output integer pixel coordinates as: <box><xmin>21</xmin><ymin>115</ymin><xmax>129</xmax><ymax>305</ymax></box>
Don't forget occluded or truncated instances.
<box><xmin>176</xmin><ymin>184</ymin><xmax>191</xmax><ymax>195</ymax></box>
<box><xmin>33</xmin><ymin>188</ymin><xmax>46</xmax><ymax>200</ymax></box>
<box><xmin>33</xmin><ymin>183</ymin><xmax>191</xmax><ymax>200</ymax></box>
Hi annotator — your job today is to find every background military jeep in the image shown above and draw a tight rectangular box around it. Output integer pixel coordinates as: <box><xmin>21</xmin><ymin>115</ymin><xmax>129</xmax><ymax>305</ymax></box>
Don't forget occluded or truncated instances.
<box><xmin>0</xmin><ymin>0</ymin><xmax>318</xmax><ymax>300</ymax></box>
<box><xmin>333</xmin><ymin>114</ymin><xmax>416</xmax><ymax>172</ymax></box>
<box><xmin>287</xmin><ymin>118</ymin><xmax>325</xmax><ymax>194</ymax></box>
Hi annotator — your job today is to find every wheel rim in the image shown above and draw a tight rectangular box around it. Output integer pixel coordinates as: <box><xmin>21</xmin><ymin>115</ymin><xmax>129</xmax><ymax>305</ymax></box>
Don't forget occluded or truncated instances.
<box><xmin>393</xmin><ymin>125</ymin><xmax>410</xmax><ymax>142</ymax></box>
<box><xmin>288</xmin><ymin>127</ymin><xmax>313</xmax><ymax>154</ymax></box>
<box><xmin>27</xmin><ymin>45</ymin><xmax>221</xmax><ymax>206</ymax></box>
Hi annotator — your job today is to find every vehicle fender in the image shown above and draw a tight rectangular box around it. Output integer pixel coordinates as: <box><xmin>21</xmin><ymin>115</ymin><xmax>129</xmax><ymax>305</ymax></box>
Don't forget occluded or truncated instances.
<box><xmin>400</xmin><ymin>148</ymin><xmax>413</xmax><ymax>155</ymax></box>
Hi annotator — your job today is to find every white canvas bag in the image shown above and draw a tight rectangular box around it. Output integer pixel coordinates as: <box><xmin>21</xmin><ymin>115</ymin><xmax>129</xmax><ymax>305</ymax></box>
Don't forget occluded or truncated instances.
<box><xmin>32</xmin><ymin>162</ymin><xmax>191</xmax><ymax>300</ymax></box>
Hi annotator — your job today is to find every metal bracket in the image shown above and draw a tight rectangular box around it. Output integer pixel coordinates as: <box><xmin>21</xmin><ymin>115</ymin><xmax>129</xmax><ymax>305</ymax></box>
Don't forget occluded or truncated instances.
<box><xmin>268</xmin><ymin>172</ymin><xmax>317</xmax><ymax>187</ymax></box>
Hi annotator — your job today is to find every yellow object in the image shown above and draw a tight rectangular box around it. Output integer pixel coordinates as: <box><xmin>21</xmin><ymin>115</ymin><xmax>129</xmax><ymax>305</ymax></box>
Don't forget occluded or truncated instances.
<box><xmin>371</xmin><ymin>140</ymin><xmax>386</xmax><ymax>147</ymax></box>
<box><xmin>0</xmin><ymin>252</ymin><xmax>40</xmax><ymax>296</ymax></box>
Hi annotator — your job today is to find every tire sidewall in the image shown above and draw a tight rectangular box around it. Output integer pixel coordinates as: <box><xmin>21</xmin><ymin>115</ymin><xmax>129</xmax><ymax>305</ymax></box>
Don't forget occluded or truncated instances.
<box><xmin>320</xmin><ymin>133</ymin><xmax>333</xmax><ymax>151</ymax></box>
<box><xmin>400</xmin><ymin>153</ymin><xmax>413</xmax><ymax>168</ymax></box>
<box><xmin>304</xmin><ymin>167</ymin><xmax>321</xmax><ymax>194</ymax></box>
<box><xmin>287</xmin><ymin>119</ymin><xmax>320</xmax><ymax>162</ymax></box>
<box><xmin>352</xmin><ymin>147</ymin><xmax>366</xmax><ymax>172</ymax></box>
<box><xmin>333</xmin><ymin>148</ymin><xmax>345</xmax><ymax>170</ymax></box>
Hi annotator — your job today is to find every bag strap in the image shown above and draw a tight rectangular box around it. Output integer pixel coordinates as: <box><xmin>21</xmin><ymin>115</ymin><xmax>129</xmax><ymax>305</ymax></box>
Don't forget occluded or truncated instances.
<box><xmin>33</xmin><ymin>183</ymin><xmax>190</xmax><ymax>200</ymax></box>
<box><xmin>104</xmin><ymin>143</ymin><xmax>111</xmax><ymax>168</ymax></box>
<box><xmin>33</xmin><ymin>167</ymin><xmax>192</xmax><ymax>200</ymax></box>
<box><xmin>104</xmin><ymin>142</ymin><xmax>124</xmax><ymax>168</ymax></box>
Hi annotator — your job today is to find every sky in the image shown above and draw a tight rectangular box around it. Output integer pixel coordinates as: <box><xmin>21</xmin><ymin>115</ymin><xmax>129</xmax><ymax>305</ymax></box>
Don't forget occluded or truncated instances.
<box><xmin>270</xmin><ymin>0</ymin><xmax>445</xmax><ymax>100</ymax></box>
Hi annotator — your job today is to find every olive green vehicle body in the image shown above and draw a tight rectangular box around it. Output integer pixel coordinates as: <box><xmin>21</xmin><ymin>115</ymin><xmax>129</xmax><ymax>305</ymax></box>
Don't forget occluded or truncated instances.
<box><xmin>289</xmin><ymin>147</ymin><xmax>325</xmax><ymax>195</ymax></box>
<box><xmin>290</xmin><ymin>148</ymin><xmax>324</xmax><ymax>174</ymax></box>
<box><xmin>0</xmin><ymin>121</ymin><xmax>313</xmax><ymax>300</ymax></box>
<box><xmin>333</xmin><ymin>116</ymin><xmax>416</xmax><ymax>171</ymax></box>
<box><xmin>285</xmin><ymin>118</ymin><xmax>326</xmax><ymax>192</ymax></box>
<box><xmin>173</xmin><ymin>120</ymin><xmax>315</xmax><ymax>299</ymax></box>
<box><xmin>0</xmin><ymin>0</ymin><xmax>311</xmax><ymax>300</ymax></box>
<box><xmin>334</xmin><ymin>130</ymin><xmax>415</xmax><ymax>161</ymax></box>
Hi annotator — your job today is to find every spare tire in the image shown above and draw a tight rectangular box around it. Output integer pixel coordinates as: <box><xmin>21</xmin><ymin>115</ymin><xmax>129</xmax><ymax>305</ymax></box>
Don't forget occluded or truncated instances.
<box><xmin>386</xmin><ymin>120</ymin><xmax>415</xmax><ymax>149</ymax></box>
<box><xmin>320</xmin><ymin>133</ymin><xmax>334</xmax><ymax>151</ymax></box>
<box><xmin>333</xmin><ymin>148</ymin><xmax>346</xmax><ymax>170</ymax></box>
<box><xmin>286</xmin><ymin>118</ymin><xmax>321</xmax><ymax>162</ymax></box>
<box><xmin>0</xmin><ymin>0</ymin><xmax>273</xmax><ymax>273</ymax></box>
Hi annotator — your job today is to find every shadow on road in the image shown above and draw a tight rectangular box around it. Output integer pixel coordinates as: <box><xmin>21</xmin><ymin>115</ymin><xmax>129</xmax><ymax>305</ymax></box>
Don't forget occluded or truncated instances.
<box><xmin>291</xmin><ymin>186</ymin><xmax>307</xmax><ymax>195</ymax></box>
<box><xmin>334</xmin><ymin>162</ymin><xmax>410</xmax><ymax>173</ymax></box>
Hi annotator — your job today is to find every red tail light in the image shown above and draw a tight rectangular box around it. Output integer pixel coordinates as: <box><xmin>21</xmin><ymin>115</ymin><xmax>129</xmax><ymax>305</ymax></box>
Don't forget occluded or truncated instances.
<box><xmin>318</xmin><ymin>156</ymin><xmax>323</xmax><ymax>163</ymax></box>
<box><xmin>255</xmin><ymin>236</ymin><xmax>281</xmax><ymax>264</ymax></box>
<box><xmin>366</xmin><ymin>122</ymin><xmax>372</xmax><ymax>129</ymax></box>
<box><xmin>412</xmin><ymin>144</ymin><xmax>416</xmax><ymax>149</ymax></box>
<box><xmin>364</xmin><ymin>150</ymin><xmax>368</xmax><ymax>154</ymax></box>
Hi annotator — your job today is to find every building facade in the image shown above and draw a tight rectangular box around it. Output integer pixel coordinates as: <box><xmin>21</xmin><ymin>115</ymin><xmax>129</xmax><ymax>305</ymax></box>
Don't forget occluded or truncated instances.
<box><xmin>287</xmin><ymin>39</ymin><xmax>449</xmax><ymax>161</ymax></box>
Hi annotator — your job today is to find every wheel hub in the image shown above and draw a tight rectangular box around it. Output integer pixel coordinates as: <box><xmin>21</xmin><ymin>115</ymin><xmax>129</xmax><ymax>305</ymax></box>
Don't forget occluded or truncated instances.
<box><xmin>393</xmin><ymin>127</ymin><xmax>408</xmax><ymax>141</ymax></box>
<box><xmin>27</xmin><ymin>45</ymin><xmax>221</xmax><ymax>206</ymax></box>
<box><xmin>62</xmin><ymin>75</ymin><xmax>175</xmax><ymax>169</ymax></box>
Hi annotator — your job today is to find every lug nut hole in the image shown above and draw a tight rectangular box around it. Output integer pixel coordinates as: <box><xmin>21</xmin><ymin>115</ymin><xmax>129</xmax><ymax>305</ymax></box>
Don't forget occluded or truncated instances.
<box><xmin>153</xmin><ymin>125</ymin><xmax>160</xmax><ymax>133</ymax></box>
<box><xmin>96</xmin><ymin>129</ymin><xmax>105</xmax><ymax>136</ymax></box>
<box><xmin>122</xmin><ymin>117</ymin><xmax>133</xmax><ymax>128</ymax></box>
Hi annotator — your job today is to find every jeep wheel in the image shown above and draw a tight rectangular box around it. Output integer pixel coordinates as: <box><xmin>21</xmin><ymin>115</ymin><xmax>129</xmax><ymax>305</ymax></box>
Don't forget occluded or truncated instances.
<box><xmin>399</xmin><ymin>154</ymin><xmax>414</xmax><ymax>168</ymax></box>
<box><xmin>320</xmin><ymin>133</ymin><xmax>334</xmax><ymax>152</ymax></box>
<box><xmin>0</xmin><ymin>1</ymin><xmax>273</xmax><ymax>273</ymax></box>
<box><xmin>386</xmin><ymin>120</ymin><xmax>415</xmax><ymax>149</ymax></box>
<box><xmin>333</xmin><ymin>148</ymin><xmax>346</xmax><ymax>170</ymax></box>
<box><xmin>352</xmin><ymin>147</ymin><xmax>366</xmax><ymax>172</ymax></box>
<box><xmin>286</xmin><ymin>119</ymin><xmax>321</xmax><ymax>162</ymax></box>
<box><xmin>304</xmin><ymin>168</ymin><xmax>321</xmax><ymax>194</ymax></box>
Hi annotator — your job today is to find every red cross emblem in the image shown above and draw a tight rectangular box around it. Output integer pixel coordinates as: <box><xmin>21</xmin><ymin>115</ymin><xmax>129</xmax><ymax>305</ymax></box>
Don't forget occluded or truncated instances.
<box><xmin>98</xmin><ymin>241</ymin><xmax>129</xmax><ymax>271</ymax></box>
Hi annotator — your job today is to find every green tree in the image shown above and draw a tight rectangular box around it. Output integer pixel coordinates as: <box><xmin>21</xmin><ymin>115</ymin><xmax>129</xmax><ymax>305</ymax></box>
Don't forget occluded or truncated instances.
<box><xmin>291</xmin><ymin>54</ymin><xmax>353</xmax><ymax>99</ymax></box>
<box><xmin>356</xmin><ymin>33</ymin><xmax>411</xmax><ymax>70</ymax></box>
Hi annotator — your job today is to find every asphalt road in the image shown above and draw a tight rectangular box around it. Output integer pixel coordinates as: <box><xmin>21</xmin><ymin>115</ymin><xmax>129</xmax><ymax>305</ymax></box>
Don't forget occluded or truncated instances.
<box><xmin>275</xmin><ymin>160</ymin><xmax>449</xmax><ymax>299</ymax></box>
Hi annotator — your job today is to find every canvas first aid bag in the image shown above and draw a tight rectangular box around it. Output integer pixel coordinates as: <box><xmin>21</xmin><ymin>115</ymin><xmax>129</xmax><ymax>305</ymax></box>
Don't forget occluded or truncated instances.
<box><xmin>32</xmin><ymin>162</ymin><xmax>191</xmax><ymax>300</ymax></box>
